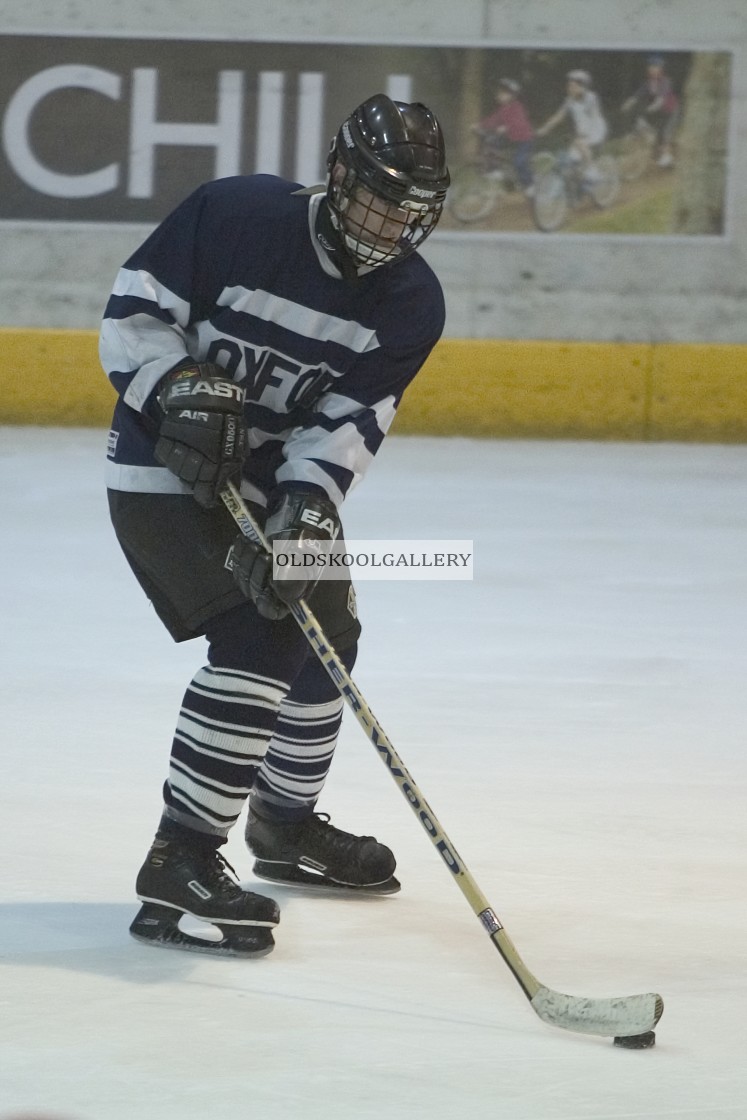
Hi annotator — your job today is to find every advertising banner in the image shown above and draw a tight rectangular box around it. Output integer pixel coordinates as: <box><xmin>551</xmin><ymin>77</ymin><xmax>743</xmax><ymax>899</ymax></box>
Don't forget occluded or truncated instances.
<box><xmin>0</xmin><ymin>35</ymin><xmax>732</xmax><ymax>235</ymax></box>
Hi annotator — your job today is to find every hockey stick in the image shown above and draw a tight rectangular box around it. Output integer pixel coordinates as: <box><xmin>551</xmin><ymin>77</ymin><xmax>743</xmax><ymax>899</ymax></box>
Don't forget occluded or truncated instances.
<box><xmin>222</xmin><ymin>481</ymin><xmax>663</xmax><ymax>1041</ymax></box>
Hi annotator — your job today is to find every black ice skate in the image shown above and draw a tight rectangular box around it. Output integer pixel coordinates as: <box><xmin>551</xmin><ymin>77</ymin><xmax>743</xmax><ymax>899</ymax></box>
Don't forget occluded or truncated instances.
<box><xmin>246</xmin><ymin>805</ymin><xmax>400</xmax><ymax>894</ymax></box>
<box><xmin>130</xmin><ymin>835</ymin><xmax>280</xmax><ymax>957</ymax></box>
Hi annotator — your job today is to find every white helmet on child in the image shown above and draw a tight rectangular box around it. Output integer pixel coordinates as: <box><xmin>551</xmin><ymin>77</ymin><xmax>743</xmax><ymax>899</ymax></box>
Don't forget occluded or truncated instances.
<box><xmin>567</xmin><ymin>69</ymin><xmax>593</xmax><ymax>87</ymax></box>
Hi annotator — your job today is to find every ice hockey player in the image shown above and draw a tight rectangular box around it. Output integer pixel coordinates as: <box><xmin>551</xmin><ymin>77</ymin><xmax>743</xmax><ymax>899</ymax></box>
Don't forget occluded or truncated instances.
<box><xmin>100</xmin><ymin>94</ymin><xmax>450</xmax><ymax>956</ymax></box>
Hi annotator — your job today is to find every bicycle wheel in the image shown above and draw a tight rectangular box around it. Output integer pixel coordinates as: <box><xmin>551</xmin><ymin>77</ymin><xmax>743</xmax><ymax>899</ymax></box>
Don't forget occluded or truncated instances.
<box><xmin>448</xmin><ymin>166</ymin><xmax>499</xmax><ymax>223</ymax></box>
<box><xmin>532</xmin><ymin>170</ymin><xmax>568</xmax><ymax>232</ymax></box>
<box><xmin>617</xmin><ymin>133</ymin><xmax>649</xmax><ymax>181</ymax></box>
<box><xmin>588</xmin><ymin>155</ymin><xmax>620</xmax><ymax>208</ymax></box>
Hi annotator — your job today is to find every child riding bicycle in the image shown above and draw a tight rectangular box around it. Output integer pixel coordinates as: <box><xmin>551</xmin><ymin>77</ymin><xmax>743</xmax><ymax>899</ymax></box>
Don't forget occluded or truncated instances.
<box><xmin>535</xmin><ymin>69</ymin><xmax>608</xmax><ymax>180</ymax></box>
<box><xmin>621</xmin><ymin>54</ymin><xmax>680</xmax><ymax>168</ymax></box>
<box><xmin>471</xmin><ymin>78</ymin><xmax>537</xmax><ymax>197</ymax></box>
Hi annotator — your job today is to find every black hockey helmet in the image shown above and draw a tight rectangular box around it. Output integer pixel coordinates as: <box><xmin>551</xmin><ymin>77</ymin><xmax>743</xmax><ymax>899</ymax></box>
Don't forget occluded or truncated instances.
<box><xmin>326</xmin><ymin>94</ymin><xmax>450</xmax><ymax>269</ymax></box>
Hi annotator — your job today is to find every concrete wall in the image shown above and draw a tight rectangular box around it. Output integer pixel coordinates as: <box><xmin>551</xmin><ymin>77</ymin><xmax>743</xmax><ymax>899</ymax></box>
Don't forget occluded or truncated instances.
<box><xmin>2</xmin><ymin>0</ymin><xmax>746</xmax><ymax>344</ymax></box>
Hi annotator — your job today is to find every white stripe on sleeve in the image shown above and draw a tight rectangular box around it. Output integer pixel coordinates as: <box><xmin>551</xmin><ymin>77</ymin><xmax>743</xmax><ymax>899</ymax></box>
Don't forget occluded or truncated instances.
<box><xmin>217</xmin><ymin>286</ymin><xmax>380</xmax><ymax>353</ymax></box>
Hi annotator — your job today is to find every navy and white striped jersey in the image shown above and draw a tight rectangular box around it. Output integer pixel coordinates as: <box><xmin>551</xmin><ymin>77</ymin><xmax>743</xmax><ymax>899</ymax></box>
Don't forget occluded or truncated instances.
<box><xmin>100</xmin><ymin>174</ymin><xmax>445</xmax><ymax>508</ymax></box>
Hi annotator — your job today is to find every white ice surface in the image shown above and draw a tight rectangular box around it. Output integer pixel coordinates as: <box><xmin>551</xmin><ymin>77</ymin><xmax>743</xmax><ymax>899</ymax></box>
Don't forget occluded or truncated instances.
<box><xmin>1</xmin><ymin>429</ymin><xmax>746</xmax><ymax>1120</ymax></box>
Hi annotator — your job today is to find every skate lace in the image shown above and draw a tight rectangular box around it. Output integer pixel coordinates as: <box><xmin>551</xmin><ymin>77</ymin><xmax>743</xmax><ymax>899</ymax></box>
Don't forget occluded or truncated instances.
<box><xmin>201</xmin><ymin>849</ymin><xmax>243</xmax><ymax>896</ymax></box>
<box><xmin>312</xmin><ymin>813</ymin><xmax>375</xmax><ymax>848</ymax></box>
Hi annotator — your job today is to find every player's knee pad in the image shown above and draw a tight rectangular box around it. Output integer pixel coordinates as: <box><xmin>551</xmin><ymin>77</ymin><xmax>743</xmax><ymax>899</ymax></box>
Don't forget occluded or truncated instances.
<box><xmin>204</xmin><ymin>598</ymin><xmax>309</xmax><ymax>681</ymax></box>
<box><xmin>290</xmin><ymin>640</ymin><xmax>358</xmax><ymax>705</ymax></box>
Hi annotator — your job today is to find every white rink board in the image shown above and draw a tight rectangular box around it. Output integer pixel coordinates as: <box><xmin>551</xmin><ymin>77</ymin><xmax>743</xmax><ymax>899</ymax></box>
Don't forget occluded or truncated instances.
<box><xmin>0</xmin><ymin>430</ymin><xmax>746</xmax><ymax>1119</ymax></box>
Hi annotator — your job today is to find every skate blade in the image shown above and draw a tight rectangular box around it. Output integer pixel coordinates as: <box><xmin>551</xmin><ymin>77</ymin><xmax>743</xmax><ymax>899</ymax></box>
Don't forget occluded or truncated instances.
<box><xmin>252</xmin><ymin>860</ymin><xmax>401</xmax><ymax>896</ymax></box>
<box><xmin>129</xmin><ymin>903</ymin><xmax>275</xmax><ymax>958</ymax></box>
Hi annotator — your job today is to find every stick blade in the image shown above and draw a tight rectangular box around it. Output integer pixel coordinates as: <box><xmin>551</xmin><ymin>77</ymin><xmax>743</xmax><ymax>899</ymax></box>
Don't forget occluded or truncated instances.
<box><xmin>531</xmin><ymin>988</ymin><xmax>664</xmax><ymax>1037</ymax></box>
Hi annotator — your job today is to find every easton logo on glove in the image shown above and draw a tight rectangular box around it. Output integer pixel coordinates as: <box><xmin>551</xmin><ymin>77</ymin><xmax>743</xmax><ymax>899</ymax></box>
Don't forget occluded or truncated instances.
<box><xmin>299</xmin><ymin>506</ymin><xmax>339</xmax><ymax>539</ymax></box>
<box><xmin>167</xmin><ymin>377</ymin><xmax>243</xmax><ymax>403</ymax></box>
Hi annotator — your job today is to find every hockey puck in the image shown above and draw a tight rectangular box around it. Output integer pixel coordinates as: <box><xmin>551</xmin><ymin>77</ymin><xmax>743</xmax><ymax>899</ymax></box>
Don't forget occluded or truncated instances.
<box><xmin>613</xmin><ymin>1031</ymin><xmax>656</xmax><ymax>1049</ymax></box>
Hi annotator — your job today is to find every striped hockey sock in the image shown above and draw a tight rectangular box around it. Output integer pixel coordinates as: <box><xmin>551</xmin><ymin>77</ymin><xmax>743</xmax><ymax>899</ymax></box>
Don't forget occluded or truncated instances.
<box><xmin>164</xmin><ymin>665</ymin><xmax>288</xmax><ymax>836</ymax></box>
<box><xmin>252</xmin><ymin>694</ymin><xmax>345</xmax><ymax>821</ymax></box>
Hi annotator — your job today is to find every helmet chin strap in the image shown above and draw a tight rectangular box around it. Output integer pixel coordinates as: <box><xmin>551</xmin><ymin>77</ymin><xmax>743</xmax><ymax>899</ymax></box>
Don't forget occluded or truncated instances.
<box><xmin>342</xmin><ymin>231</ymin><xmax>401</xmax><ymax>267</ymax></box>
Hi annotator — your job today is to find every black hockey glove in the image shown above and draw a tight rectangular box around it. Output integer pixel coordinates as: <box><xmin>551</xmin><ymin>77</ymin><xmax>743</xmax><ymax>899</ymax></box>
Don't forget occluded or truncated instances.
<box><xmin>154</xmin><ymin>362</ymin><xmax>246</xmax><ymax>507</ymax></box>
<box><xmin>228</xmin><ymin>486</ymin><xmax>341</xmax><ymax>620</ymax></box>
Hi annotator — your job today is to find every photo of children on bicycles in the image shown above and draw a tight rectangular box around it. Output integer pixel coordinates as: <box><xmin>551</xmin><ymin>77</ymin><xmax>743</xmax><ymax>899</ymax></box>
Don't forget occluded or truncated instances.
<box><xmin>440</xmin><ymin>46</ymin><xmax>730</xmax><ymax>236</ymax></box>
